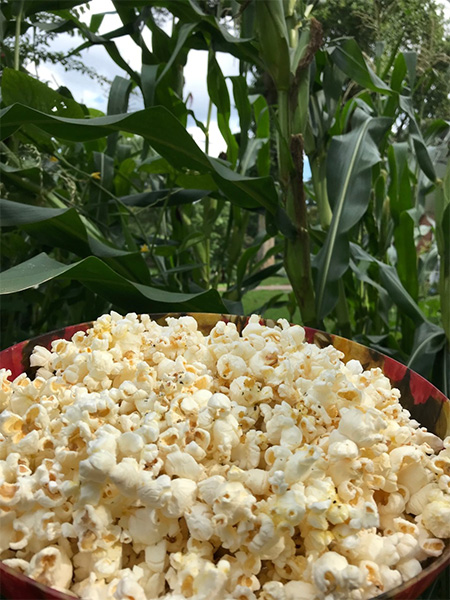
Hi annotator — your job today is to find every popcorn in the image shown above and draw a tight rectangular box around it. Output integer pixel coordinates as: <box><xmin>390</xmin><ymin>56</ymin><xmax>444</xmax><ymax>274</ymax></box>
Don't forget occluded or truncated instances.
<box><xmin>28</xmin><ymin>545</ymin><xmax>73</xmax><ymax>590</ymax></box>
<box><xmin>184</xmin><ymin>502</ymin><xmax>214</xmax><ymax>541</ymax></box>
<box><xmin>421</xmin><ymin>497</ymin><xmax>450</xmax><ymax>538</ymax></box>
<box><xmin>1</xmin><ymin>313</ymin><xmax>449</xmax><ymax>600</ymax></box>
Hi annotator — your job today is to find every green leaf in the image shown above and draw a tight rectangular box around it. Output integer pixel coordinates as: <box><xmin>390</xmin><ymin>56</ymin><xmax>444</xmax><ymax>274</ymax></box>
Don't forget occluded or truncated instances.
<box><xmin>424</xmin><ymin>119</ymin><xmax>450</xmax><ymax>144</ymax></box>
<box><xmin>235</xmin><ymin>239</ymin><xmax>264</xmax><ymax>296</ymax></box>
<box><xmin>331</xmin><ymin>38</ymin><xmax>392</xmax><ymax>95</ymax></box>
<box><xmin>254</xmin><ymin>0</ymin><xmax>290</xmax><ymax>90</ymax></box>
<box><xmin>178</xmin><ymin>231</ymin><xmax>206</xmax><ymax>252</ymax></box>
<box><xmin>394</xmin><ymin>211</ymin><xmax>418</xmax><ymax>301</ymax></box>
<box><xmin>402</xmin><ymin>51</ymin><xmax>417</xmax><ymax>90</ymax></box>
<box><xmin>156</xmin><ymin>22</ymin><xmax>197</xmax><ymax>86</ymax></box>
<box><xmin>141</xmin><ymin>63</ymin><xmax>159</xmax><ymax>107</ymax></box>
<box><xmin>21</xmin><ymin>1</ymin><xmax>87</xmax><ymax>17</ymax></box>
<box><xmin>0</xmin><ymin>198</ymin><xmax>150</xmax><ymax>284</ymax></box>
<box><xmin>89</xmin><ymin>12</ymin><xmax>105</xmax><ymax>34</ymax></box>
<box><xmin>0</xmin><ymin>252</ymin><xmax>229</xmax><ymax>314</ymax></box>
<box><xmin>107</xmin><ymin>76</ymin><xmax>133</xmax><ymax>115</ymax></box>
<box><xmin>209</xmin><ymin>157</ymin><xmax>278</xmax><ymax>213</ymax></box>
<box><xmin>389</xmin><ymin>53</ymin><xmax>412</xmax><ymax>95</ymax></box>
<box><xmin>231</xmin><ymin>75</ymin><xmax>252</xmax><ymax>159</ymax></box>
<box><xmin>407</xmin><ymin>321</ymin><xmax>446</xmax><ymax>378</ymax></box>
<box><xmin>387</xmin><ymin>143</ymin><xmax>411</xmax><ymax>216</ymax></box>
<box><xmin>207</xmin><ymin>54</ymin><xmax>239</xmax><ymax>166</ymax></box>
<box><xmin>2</xmin><ymin>68</ymin><xmax>85</xmax><ymax>118</ymax></box>
<box><xmin>113</xmin><ymin>157</ymin><xmax>135</xmax><ymax>197</ymax></box>
<box><xmin>241</xmin><ymin>262</ymin><xmax>284</xmax><ymax>292</ymax></box>
<box><xmin>239</xmin><ymin>138</ymin><xmax>266</xmax><ymax>176</ymax></box>
<box><xmin>0</xmin><ymin>103</ymin><xmax>279</xmax><ymax>213</ymax></box>
<box><xmin>399</xmin><ymin>96</ymin><xmax>436</xmax><ymax>182</ymax></box>
<box><xmin>0</xmin><ymin>162</ymin><xmax>55</xmax><ymax>193</ymax></box>
<box><xmin>349</xmin><ymin>259</ymin><xmax>391</xmax><ymax>327</ymax></box>
<box><xmin>120</xmin><ymin>188</ymin><xmax>210</xmax><ymax>208</ymax></box>
<box><xmin>175</xmin><ymin>172</ymin><xmax>218</xmax><ymax>191</ymax></box>
<box><xmin>144</xmin><ymin>10</ymin><xmax>171</xmax><ymax>62</ymax></box>
<box><xmin>349</xmin><ymin>243</ymin><xmax>427</xmax><ymax>324</ymax></box>
<box><xmin>252</xmin><ymin>94</ymin><xmax>270</xmax><ymax>177</ymax></box>
<box><xmin>387</xmin><ymin>143</ymin><xmax>418</xmax><ymax>300</ymax></box>
<box><xmin>315</xmin><ymin>110</ymin><xmax>392</xmax><ymax>319</ymax></box>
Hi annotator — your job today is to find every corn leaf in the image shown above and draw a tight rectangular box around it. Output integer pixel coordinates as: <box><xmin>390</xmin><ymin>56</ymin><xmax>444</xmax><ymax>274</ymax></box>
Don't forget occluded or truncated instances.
<box><xmin>315</xmin><ymin>110</ymin><xmax>392</xmax><ymax>319</ymax></box>
<box><xmin>331</xmin><ymin>38</ymin><xmax>392</xmax><ymax>95</ymax></box>
<box><xmin>207</xmin><ymin>54</ymin><xmax>239</xmax><ymax>166</ymax></box>
<box><xmin>0</xmin><ymin>252</ymin><xmax>231</xmax><ymax>314</ymax></box>
<box><xmin>0</xmin><ymin>198</ymin><xmax>150</xmax><ymax>284</ymax></box>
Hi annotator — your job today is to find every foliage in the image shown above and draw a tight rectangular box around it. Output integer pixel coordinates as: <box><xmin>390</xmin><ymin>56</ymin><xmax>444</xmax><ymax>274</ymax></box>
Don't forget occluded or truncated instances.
<box><xmin>314</xmin><ymin>0</ymin><xmax>450</xmax><ymax>120</ymax></box>
<box><xmin>0</xmin><ymin>0</ymin><xmax>449</xmax><ymax>398</ymax></box>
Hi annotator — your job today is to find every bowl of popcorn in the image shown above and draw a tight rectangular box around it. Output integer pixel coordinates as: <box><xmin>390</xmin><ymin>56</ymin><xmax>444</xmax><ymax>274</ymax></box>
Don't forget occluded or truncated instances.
<box><xmin>0</xmin><ymin>312</ymin><xmax>449</xmax><ymax>600</ymax></box>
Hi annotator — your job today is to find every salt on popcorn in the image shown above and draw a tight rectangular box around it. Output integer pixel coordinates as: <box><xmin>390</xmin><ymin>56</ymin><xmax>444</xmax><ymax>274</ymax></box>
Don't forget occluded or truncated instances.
<box><xmin>0</xmin><ymin>312</ymin><xmax>449</xmax><ymax>600</ymax></box>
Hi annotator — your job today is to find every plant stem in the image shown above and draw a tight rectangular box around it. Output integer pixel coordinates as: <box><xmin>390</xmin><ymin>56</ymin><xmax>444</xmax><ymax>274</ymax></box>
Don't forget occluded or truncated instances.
<box><xmin>14</xmin><ymin>2</ymin><xmax>24</xmax><ymax>71</ymax></box>
<box><xmin>277</xmin><ymin>89</ymin><xmax>292</xmax><ymax>193</ymax></box>
<box><xmin>277</xmin><ymin>82</ymin><xmax>317</xmax><ymax>325</ymax></box>
<box><xmin>284</xmin><ymin>133</ymin><xmax>317</xmax><ymax>326</ymax></box>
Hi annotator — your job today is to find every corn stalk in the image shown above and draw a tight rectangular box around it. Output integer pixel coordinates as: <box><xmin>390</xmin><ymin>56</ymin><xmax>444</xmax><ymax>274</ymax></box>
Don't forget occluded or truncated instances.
<box><xmin>254</xmin><ymin>1</ymin><xmax>322</xmax><ymax>325</ymax></box>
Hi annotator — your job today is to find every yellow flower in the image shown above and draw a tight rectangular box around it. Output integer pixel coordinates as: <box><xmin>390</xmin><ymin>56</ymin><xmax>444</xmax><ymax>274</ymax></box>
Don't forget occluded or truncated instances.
<box><xmin>140</xmin><ymin>244</ymin><xmax>149</xmax><ymax>253</ymax></box>
<box><xmin>90</xmin><ymin>172</ymin><xmax>101</xmax><ymax>180</ymax></box>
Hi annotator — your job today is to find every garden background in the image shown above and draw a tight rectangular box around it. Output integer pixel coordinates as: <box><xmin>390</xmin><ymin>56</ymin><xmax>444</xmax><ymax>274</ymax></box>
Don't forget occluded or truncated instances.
<box><xmin>0</xmin><ymin>0</ymin><xmax>450</xmax><ymax>597</ymax></box>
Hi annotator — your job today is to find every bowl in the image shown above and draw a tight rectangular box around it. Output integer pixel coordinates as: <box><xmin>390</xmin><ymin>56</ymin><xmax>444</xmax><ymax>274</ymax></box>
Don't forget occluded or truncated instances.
<box><xmin>0</xmin><ymin>313</ymin><xmax>449</xmax><ymax>600</ymax></box>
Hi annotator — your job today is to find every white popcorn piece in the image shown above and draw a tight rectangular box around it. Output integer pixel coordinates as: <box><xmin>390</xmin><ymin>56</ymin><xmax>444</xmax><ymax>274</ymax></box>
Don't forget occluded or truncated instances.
<box><xmin>27</xmin><ymin>545</ymin><xmax>73</xmax><ymax>590</ymax></box>
<box><xmin>421</xmin><ymin>497</ymin><xmax>450</xmax><ymax>538</ymax></box>
<box><xmin>213</xmin><ymin>481</ymin><xmax>256</xmax><ymax>526</ymax></box>
<box><xmin>127</xmin><ymin>507</ymin><xmax>170</xmax><ymax>546</ymax></box>
<box><xmin>284</xmin><ymin>580</ymin><xmax>316</xmax><ymax>600</ymax></box>
<box><xmin>113</xmin><ymin>577</ymin><xmax>147</xmax><ymax>600</ymax></box>
<box><xmin>397</xmin><ymin>557</ymin><xmax>422</xmax><ymax>582</ymax></box>
<box><xmin>185</xmin><ymin>502</ymin><xmax>214</xmax><ymax>541</ymax></box>
<box><xmin>338</xmin><ymin>407</ymin><xmax>387</xmax><ymax>447</ymax></box>
<box><xmin>283</xmin><ymin>445</ymin><xmax>322</xmax><ymax>484</ymax></box>
<box><xmin>2</xmin><ymin>557</ymin><xmax>30</xmax><ymax>575</ymax></box>
<box><xmin>217</xmin><ymin>354</ymin><xmax>247</xmax><ymax>380</ymax></box>
<box><xmin>419</xmin><ymin>536</ymin><xmax>445</xmax><ymax>557</ymax></box>
<box><xmin>312</xmin><ymin>551</ymin><xmax>362</xmax><ymax>595</ymax></box>
<box><xmin>248</xmin><ymin>514</ymin><xmax>278</xmax><ymax>556</ymax></box>
<box><xmin>164</xmin><ymin>449</ymin><xmax>205</xmax><ymax>481</ymax></box>
<box><xmin>144</xmin><ymin>539</ymin><xmax>167</xmax><ymax>572</ymax></box>
<box><xmin>162</xmin><ymin>478</ymin><xmax>197</xmax><ymax>519</ymax></box>
<box><xmin>379</xmin><ymin>565</ymin><xmax>402</xmax><ymax>591</ymax></box>
<box><xmin>406</xmin><ymin>482</ymin><xmax>437</xmax><ymax>515</ymax></box>
<box><xmin>109</xmin><ymin>458</ymin><xmax>141</xmax><ymax>496</ymax></box>
<box><xmin>137</xmin><ymin>473</ymin><xmax>171</xmax><ymax>508</ymax></box>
